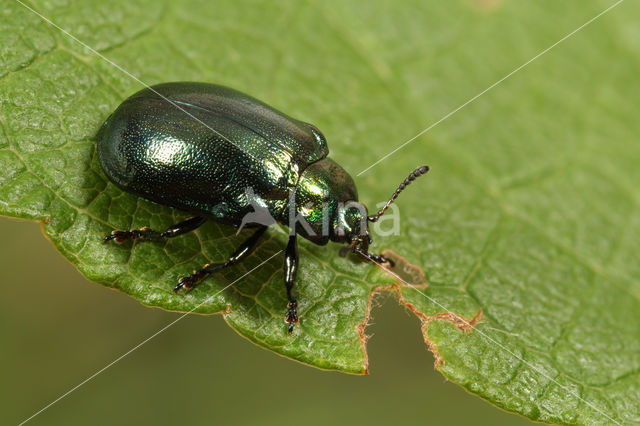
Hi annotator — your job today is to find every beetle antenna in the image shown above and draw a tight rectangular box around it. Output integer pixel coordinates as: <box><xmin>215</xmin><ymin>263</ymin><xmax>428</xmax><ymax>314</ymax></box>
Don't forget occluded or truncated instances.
<box><xmin>367</xmin><ymin>165</ymin><xmax>429</xmax><ymax>222</ymax></box>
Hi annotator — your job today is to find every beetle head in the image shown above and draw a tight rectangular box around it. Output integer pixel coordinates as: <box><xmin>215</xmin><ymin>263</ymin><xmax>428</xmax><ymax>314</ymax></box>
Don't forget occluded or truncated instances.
<box><xmin>333</xmin><ymin>202</ymin><xmax>375</xmax><ymax>260</ymax></box>
<box><xmin>332</xmin><ymin>202</ymin><xmax>370</xmax><ymax>244</ymax></box>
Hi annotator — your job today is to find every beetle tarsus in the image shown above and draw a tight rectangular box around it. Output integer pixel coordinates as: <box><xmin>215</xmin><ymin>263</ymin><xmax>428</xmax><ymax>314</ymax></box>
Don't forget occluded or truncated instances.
<box><xmin>174</xmin><ymin>271</ymin><xmax>205</xmax><ymax>292</ymax></box>
<box><xmin>104</xmin><ymin>217</ymin><xmax>206</xmax><ymax>244</ymax></box>
<box><xmin>378</xmin><ymin>254</ymin><xmax>395</xmax><ymax>268</ymax></box>
<box><xmin>103</xmin><ymin>229</ymin><xmax>141</xmax><ymax>243</ymax></box>
<box><xmin>286</xmin><ymin>301</ymin><xmax>298</xmax><ymax>333</ymax></box>
<box><xmin>353</xmin><ymin>248</ymin><xmax>395</xmax><ymax>268</ymax></box>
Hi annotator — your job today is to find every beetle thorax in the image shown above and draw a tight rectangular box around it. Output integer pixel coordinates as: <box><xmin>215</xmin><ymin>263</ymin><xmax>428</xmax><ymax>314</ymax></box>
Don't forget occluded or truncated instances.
<box><xmin>282</xmin><ymin>158</ymin><xmax>368</xmax><ymax>245</ymax></box>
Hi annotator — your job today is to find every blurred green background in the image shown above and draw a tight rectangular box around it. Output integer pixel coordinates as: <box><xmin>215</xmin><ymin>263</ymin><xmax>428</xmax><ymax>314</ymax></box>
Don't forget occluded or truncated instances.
<box><xmin>0</xmin><ymin>216</ymin><xmax>532</xmax><ymax>425</ymax></box>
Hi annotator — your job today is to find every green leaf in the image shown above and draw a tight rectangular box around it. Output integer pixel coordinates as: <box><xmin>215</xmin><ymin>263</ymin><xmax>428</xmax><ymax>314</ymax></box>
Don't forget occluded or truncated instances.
<box><xmin>1</xmin><ymin>0</ymin><xmax>639</xmax><ymax>423</ymax></box>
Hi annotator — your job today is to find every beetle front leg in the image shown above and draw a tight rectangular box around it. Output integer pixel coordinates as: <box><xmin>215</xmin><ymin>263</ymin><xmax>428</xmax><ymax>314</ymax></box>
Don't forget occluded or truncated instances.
<box><xmin>367</xmin><ymin>252</ymin><xmax>395</xmax><ymax>268</ymax></box>
<box><xmin>174</xmin><ymin>226</ymin><xmax>267</xmax><ymax>292</ymax></box>
<box><xmin>104</xmin><ymin>216</ymin><xmax>207</xmax><ymax>243</ymax></box>
<box><xmin>354</xmin><ymin>248</ymin><xmax>395</xmax><ymax>268</ymax></box>
<box><xmin>284</xmin><ymin>234</ymin><xmax>299</xmax><ymax>333</ymax></box>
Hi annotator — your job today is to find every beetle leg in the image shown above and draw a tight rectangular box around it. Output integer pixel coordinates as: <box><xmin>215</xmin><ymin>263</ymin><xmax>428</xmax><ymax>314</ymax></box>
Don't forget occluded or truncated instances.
<box><xmin>368</xmin><ymin>252</ymin><xmax>395</xmax><ymax>268</ymax></box>
<box><xmin>104</xmin><ymin>216</ymin><xmax>207</xmax><ymax>243</ymax></box>
<box><xmin>173</xmin><ymin>226</ymin><xmax>267</xmax><ymax>292</ymax></box>
<box><xmin>284</xmin><ymin>234</ymin><xmax>299</xmax><ymax>333</ymax></box>
<box><xmin>354</xmin><ymin>248</ymin><xmax>395</xmax><ymax>268</ymax></box>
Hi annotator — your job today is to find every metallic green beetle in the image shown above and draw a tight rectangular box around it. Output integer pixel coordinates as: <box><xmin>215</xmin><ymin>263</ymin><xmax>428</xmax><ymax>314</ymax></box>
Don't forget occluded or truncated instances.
<box><xmin>98</xmin><ymin>82</ymin><xmax>428</xmax><ymax>332</ymax></box>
